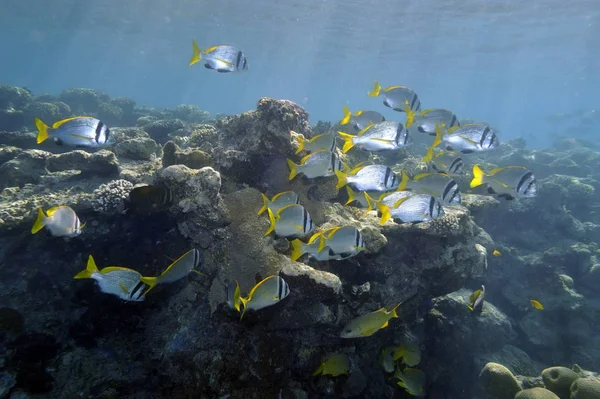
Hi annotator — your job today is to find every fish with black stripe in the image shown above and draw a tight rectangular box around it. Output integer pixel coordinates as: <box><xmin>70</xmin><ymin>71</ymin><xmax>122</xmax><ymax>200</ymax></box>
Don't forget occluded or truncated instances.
<box><xmin>287</xmin><ymin>150</ymin><xmax>344</xmax><ymax>180</ymax></box>
<box><xmin>140</xmin><ymin>249</ymin><xmax>203</xmax><ymax>294</ymax></box>
<box><xmin>368</xmin><ymin>81</ymin><xmax>421</xmax><ymax>126</ymax></box>
<box><xmin>74</xmin><ymin>255</ymin><xmax>147</xmax><ymax>302</ymax></box>
<box><xmin>34</xmin><ymin>116</ymin><xmax>112</xmax><ymax>147</ymax></box>
<box><xmin>410</xmin><ymin>108</ymin><xmax>460</xmax><ymax>137</ymax></box>
<box><xmin>470</xmin><ymin>165</ymin><xmax>537</xmax><ymax>200</ymax></box>
<box><xmin>31</xmin><ymin>206</ymin><xmax>84</xmax><ymax>238</ymax></box>
<box><xmin>376</xmin><ymin>192</ymin><xmax>444</xmax><ymax>225</ymax></box>
<box><xmin>433</xmin><ymin>123</ymin><xmax>499</xmax><ymax>154</ymax></box>
<box><xmin>265</xmin><ymin>204</ymin><xmax>314</xmax><ymax>238</ymax></box>
<box><xmin>295</xmin><ymin>133</ymin><xmax>337</xmax><ymax>154</ymax></box>
<box><xmin>313</xmin><ymin>225</ymin><xmax>366</xmax><ymax>260</ymax></box>
<box><xmin>337</xmin><ymin>121</ymin><xmax>412</xmax><ymax>153</ymax></box>
<box><xmin>340</xmin><ymin>105</ymin><xmax>386</xmax><ymax>130</ymax></box>
<box><xmin>423</xmin><ymin>147</ymin><xmax>464</xmax><ymax>175</ymax></box>
<box><xmin>335</xmin><ymin>164</ymin><xmax>400</xmax><ymax>192</ymax></box>
<box><xmin>189</xmin><ymin>40</ymin><xmax>248</xmax><ymax>73</ymax></box>
<box><xmin>227</xmin><ymin>275</ymin><xmax>290</xmax><ymax>319</ymax></box>
<box><xmin>401</xmin><ymin>171</ymin><xmax>461</xmax><ymax>205</ymax></box>
<box><xmin>126</xmin><ymin>185</ymin><xmax>173</xmax><ymax>214</ymax></box>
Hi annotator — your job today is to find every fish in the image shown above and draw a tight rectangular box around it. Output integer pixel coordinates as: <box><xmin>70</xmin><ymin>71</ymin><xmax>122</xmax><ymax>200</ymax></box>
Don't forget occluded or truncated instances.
<box><xmin>227</xmin><ymin>280</ymin><xmax>242</xmax><ymax>312</ymax></box>
<box><xmin>377</xmin><ymin>193</ymin><xmax>444</xmax><ymax>225</ymax></box>
<box><xmin>240</xmin><ymin>275</ymin><xmax>290</xmax><ymax>318</ymax></box>
<box><xmin>340</xmin><ymin>303</ymin><xmax>401</xmax><ymax>338</ymax></box>
<box><xmin>257</xmin><ymin>191</ymin><xmax>300</xmax><ymax>216</ymax></box>
<box><xmin>467</xmin><ymin>285</ymin><xmax>485</xmax><ymax>312</ymax></box>
<box><xmin>315</xmin><ymin>225</ymin><xmax>365</xmax><ymax>260</ymax></box>
<box><xmin>345</xmin><ymin>186</ymin><xmax>394</xmax><ymax>212</ymax></box>
<box><xmin>337</xmin><ymin>121</ymin><xmax>412</xmax><ymax>153</ymax></box>
<box><xmin>335</xmin><ymin>165</ymin><xmax>400</xmax><ymax>192</ymax></box>
<box><xmin>189</xmin><ymin>40</ymin><xmax>248</xmax><ymax>73</ymax></box>
<box><xmin>295</xmin><ymin>133</ymin><xmax>336</xmax><ymax>154</ymax></box>
<box><xmin>470</xmin><ymin>165</ymin><xmax>537</xmax><ymax>200</ymax></box>
<box><xmin>368</xmin><ymin>81</ymin><xmax>421</xmax><ymax>125</ymax></box>
<box><xmin>34</xmin><ymin>116</ymin><xmax>111</xmax><ymax>147</ymax></box>
<box><xmin>393</xmin><ymin>343</ymin><xmax>421</xmax><ymax>367</ymax></box>
<box><xmin>74</xmin><ymin>255</ymin><xmax>146</xmax><ymax>302</ymax></box>
<box><xmin>139</xmin><ymin>249</ymin><xmax>202</xmax><ymax>294</ymax></box>
<box><xmin>290</xmin><ymin>235</ymin><xmax>329</xmax><ymax>262</ymax></box>
<box><xmin>31</xmin><ymin>206</ymin><xmax>84</xmax><ymax>238</ymax></box>
<box><xmin>434</xmin><ymin>123</ymin><xmax>499</xmax><ymax>154</ymax></box>
<box><xmin>287</xmin><ymin>151</ymin><xmax>344</xmax><ymax>180</ymax></box>
<box><xmin>403</xmin><ymin>171</ymin><xmax>461</xmax><ymax>205</ymax></box>
<box><xmin>313</xmin><ymin>352</ymin><xmax>350</xmax><ymax>377</ymax></box>
<box><xmin>423</xmin><ymin>148</ymin><xmax>464</xmax><ymax>176</ymax></box>
<box><xmin>394</xmin><ymin>367</ymin><xmax>426</xmax><ymax>397</ymax></box>
<box><xmin>265</xmin><ymin>204</ymin><xmax>314</xmax><ymax>238</ymax></box>
<box><xmin>380</xmin><ymin>346</ymin><xmax>397</xmax><ymax>373</ymax></box>
<box><xmin>493</xmin><ymin>249</ymin><xmax>501</xmax><ymax>256</ymax></box>
<box><xmin>411</xmin><ymin>108</ymin><xmax>460</xmax><ymax>136</ymax></box>
<box><xmin>126</xmin><ymin>185</ymin><xmax>173</xmax><ymax>213</ymax></box>
<box><xmin>341</xmin><ymin>105</ymin><xmax>385</xmax><ymax>130</ymax></box>
<box><xmin>530</xmin><ymin>299</ymin><xmax>544</xmax><ymax>310</ymax></box>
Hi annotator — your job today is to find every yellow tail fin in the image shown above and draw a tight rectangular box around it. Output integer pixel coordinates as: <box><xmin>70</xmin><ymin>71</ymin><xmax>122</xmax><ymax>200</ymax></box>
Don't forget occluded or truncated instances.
<box><xmin>239</xmin><ymin>296</ymin><xmax>249</xmax><ymax>320</ymax></box>
<box><xmin>140</xmin><ymin>276</ymin><xmax>159</xmax><ymax>295</ymax></box>
<box><xmin>316</xmin><ymin>235</ymin><xmax>326</xmax><ymax>252</ymax></box>
<box><xmin>345</xmin><ymin>185</ymin><xmax>356</xmax><ymax>206</ymax></box>
<box><xmin>334</xmin><ymin>170</ymin><xmax>348</xmax><ymax>190</ymax></box>
<box><xmin>423</xmin><ymin>146</ymin><xmax>434</xmax><ymax>163</ymax></box>
<box><xmin>341</xmin><ymin>105</ymin><xmax>352</xmax><ymax>125</ymax></box>
<box><xmin>264</xmin><ymin>209</ymin><xmax>277</xmax><ymax>236</ymax></box>
<box><xmin>431</xmin><ymin>123</ymin><xmax>443</xmax><ymax>149</ymax></box>
<box><xmin>290</xmin><ymin>239</ymin><xmax>305</xmax><ymax>262</ymax></box>
<box><xmin>34</xmin><ymin>117</ymin><xmax>50</xmax><ymax>144</ymax></box>
<box><xmin>364</xmin><ymin>192</ymin><xmax>376</xmax><ymax>214</ymax></box>
<box><xmin>470</xmin><ymin>165</ymin><xmax>485</xmax><ymax>188</ymax></box>
<box><xmin>295</xmin><ymin>136</ymin><xmax>306</xmax><ymax>154</ymax></box>
<box><xmin>398</xmin><ymin>170</ymin><xmax>410</xmax><ymax>191</ymax></box>
<box><xmin>31</xmin><ymin>208</ymin><xmax>47</xmax><ymax>234</ymax></box>
<box><xmin>389</xmin><ymin>303</ymin><xmax>401</xmax><ymax>318</ymax></box>
<box><xmin>286</xmin><ymin>158</ymin><xmax>299</xmax><ymax>180</ymax></box>
<box><xmin>74</xmin><ymin>255</ymin><xmax>100</xmax><ymax>279</ymax></box>
<box><xmin>189</xmin><ymin>39</ymin><xmax>202</xmax><ymax>66</ymax></box>
<box><xmin>337</xmin><ymin>131</ymin><xmax>355</xmax><ymax>153</ymax></box>
<box><xmin>404</xmin><ymin>105</ymin><xmax>416</xmax><ymax>128</ymax></box>
<box><xmin>257</xmin><ymin>193</ymin><xmax>269</xmax><ymax>216</ymax></box>
<box><xmin>377</xmin><ymin>203</ymin><xmax>392</xmax><ymax>226</ymax></box>
<box><xmin>368</xmin><ymin>81</ymin><xmax>382</xmax><ymax>97</ymax></box>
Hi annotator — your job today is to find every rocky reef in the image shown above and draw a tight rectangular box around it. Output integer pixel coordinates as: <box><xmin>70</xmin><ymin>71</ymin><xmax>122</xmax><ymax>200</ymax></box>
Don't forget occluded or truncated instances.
<box><xmin>0</xmin><ymin>85</ymin><xmax>599</xmax><ymax>398</ymax></box>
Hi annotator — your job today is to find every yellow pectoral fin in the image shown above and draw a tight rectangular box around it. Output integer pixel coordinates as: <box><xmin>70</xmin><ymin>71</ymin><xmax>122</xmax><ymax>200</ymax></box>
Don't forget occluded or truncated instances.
<box><xmin>458</xmin><ymin>135</ymin><xmax>478</xmax><ymax>144</ymax></box>
<box><xmin>215</xmin><ymin>57</ymin><xmax>233</xmax><ymax>66</ymax></box>
<box><xmin>67</xmin><ymin>133</ymin><xmax>94</xmax><ymax>140</ymax></box>
<box><xmin>295</xmin><ymin>224</ymin><xmax>304</xmax><ymax>231</ymax></box>
<box><xmin>370</xmin><ymin>138</ymin><xmax>394</xmax><ymax>143</ymax></box>
<box><xmin>119</xmin><ymin>283</ymin><xmax>130</xmax><ymax>294</ymax></box>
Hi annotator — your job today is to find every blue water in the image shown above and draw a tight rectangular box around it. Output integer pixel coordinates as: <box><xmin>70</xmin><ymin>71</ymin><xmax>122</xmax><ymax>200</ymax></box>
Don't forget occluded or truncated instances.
<box><xmin>1</xmin><ymin>0</ymin><xmax>599</xmax><ymax>145</ymax></box>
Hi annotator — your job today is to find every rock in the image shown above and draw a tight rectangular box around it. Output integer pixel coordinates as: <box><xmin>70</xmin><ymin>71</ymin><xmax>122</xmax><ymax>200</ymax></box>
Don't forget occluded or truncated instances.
<box><xmin>188</xmin><ymin>124</ymin><xmax>219</xmax><ymax>149</ymax></box>
<box><xmin>173</xmin><ymin>104</ymin><xmax>211</xmax><ymax>123</ymax></box>
<box><xmin>0</xmin><ymin>150</ymin><xmax>50</xmax><ymax>188</ymax></box>
<box><xmin>476</xmin><ymin>345</ymin><xmax>541</xmax><ymax>378</ymax></box>
<box><xmin>571</xmin><ymin>377</ymin><xmax>600</xmax><ymax>399</ymax></box>
<box><xmin>58</xmin><ymin>88</ymin><xmax>109</xmax><ymax>114</ymax></box>
<box><xmin>143</xmin><ymin>119</ymin><xmax>185</xmax><ymax>144</ymax></box>
<box><xmin>0</xmin><ymin>146</ymin><xmax>22</xmax><ymax>165</ymax></box>
<box><xmin>114</xmin><ymin>137</ymin><xmax>161</xmax><ymax>160</ymax></box>
<box><xmin>0</xmin><ymin>372</ymin><xmax>16</xmax><ymax>399</ymax></box>
<box><xmin>515</xmin><ymin>388</ymin><xmax>560</xmax><ymax>399</ymax></box>
<box><xmin>162</xmin><ymin>141</ymin><xmax>212</xmax><ymax>169</ymax></box>
<box><xmin>91</xmin><ymin>179</ymin><xmax>134</xmax><ymax>215</ymax></box>
<box><xmin>541</xmin><ymin>366</ymin><xmax>580</xmax><ymax>399</ymax></box>
<box><xmin>280</xmin><ymin>262</ymin><xmax>342</xmax><ymax>302</ymax></box>
<box><xmin>479</xmin><ymin>362</ymin><xmax>522</xmax><ymax>399</ymax></box>
<box><xmin>0</xmin><ymin>85</ymin><xmax>32</xmax><ymax>109</ymax></box>
<box><xmin>46</xmin><ymin>150</ymin><xmax>119</xmax><ymax>175</ymax></box>
<box><xmin>519</xmin><ymin>312</ymin><xmax>560</xmax><ymax>347</ymax></box>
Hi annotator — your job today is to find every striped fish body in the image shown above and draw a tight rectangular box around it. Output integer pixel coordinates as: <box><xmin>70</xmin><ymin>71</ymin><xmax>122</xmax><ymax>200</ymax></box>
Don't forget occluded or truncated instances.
<box><xmin>407</xmin><ymin>173</ymin><xmax>461</xmax><ymax>205</ymax></box>
<box><xmin>259</xmin><ymin>191</ymin><xmax>300</xmax><ymax>215</ymax></box>
<box><xmin>412</xmin><ymin>109</ymin><xmax>460</xmax><ymax>136</ymax></box>
<box><xmin>296</xmin><ymin>151</ymin><xmax>343</xmax><ymax>178</ymax></box>
<box><xmin>347</xmin><ymin>165</ymin><xmax>399</xmax><ymax>192</ymax></box>
<box><xmin>387</xmin><ymin>194</ymin><xmax>444</xmax><ymax>223</ymax></box>
<box><xmin>351</xmin><ymin>110</ymin><xmax>386</xmax><ymax>130</ymax></box>
<box><xmin>381</xmin><ymin>87</ymin><xmax>421</xmax><ymax>113</ymax></box>
<box><xmin>428</xmin><ymin>151</ymin><xmax>464</xmax><ymax>175</ymax></box>
<box><xmin>353</xmin><ymin>121</ymin><xmax>412</xmax><ymax>151</ymax></box>
<box><xmin>323</xmin><ymin>226</ymin><xmax>364</xmax><ymax>259</ymax></box>
<box><xmin>269</xmin><ymin>204</ymin><xmax>314</xmax><ymax>238</ymax></box>
<box><xmin>45</xmin><ymin>117</ymin><xmax>110</xmax><ymax>147</ymax></box>
<box><xmin>443</xmin><ymin>124</ymin><xmax>499</xmax><ymax>153</ymax></box>
<box><xmin>156</xmin><ymin>249</ymin><xmax>201</xmax><ymax>284</ymax></box>
<box><xmin>40</xmin><ymin>206</ymin><xmax>82</xmax><ymax>237</ymax></box>
<box><xmin>128</xmin><ymin>185</ymin><xmax>173</xmax><ymax>213</ymax></box>
<box><xmin>244</xmin><ymin>276</ymin><xmax>290</xmax><ymax>312</ymax></box>
<box><xmin>469</xmin><ymin>285</ymin><xmax>485</xmax><ymax>311</ymax></box>
<box><xmin>203</xmin><ymin>45</ymin><xmax>248</xmax><ymax>72</ymax></box>
<box><xmin>296</xmin><ymin>133</ymin><xmax>336</xmax><ymax>154</ymax></box>
<box><xmin>93</xmin><ymin>268</ymin><xmax>146</xmax><ymax>302</ymax></box>
<box><xmin>485</xmin><ymin>167</ymin><xmax>537</xmax><ymax>199</ymax></box>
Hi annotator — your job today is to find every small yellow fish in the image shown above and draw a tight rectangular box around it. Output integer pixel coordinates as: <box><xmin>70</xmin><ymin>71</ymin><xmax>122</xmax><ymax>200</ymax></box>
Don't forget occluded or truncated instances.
<box><xmin>31</xmin><ymin>206</ymin><xmax>85</xmax><ymax>238</ymax></box>
<box><xmin>530</xmin><ymin>299</ymin><xmax>544</xmax><ymax>310</ymax></box>
<box><xmin>467</xmin><ymin>285</ymin><xmax>485</xmax><ymax>312</ymax></box>
<box><xmin>313</xmin><ymin>353</ymin><xmax>350</xmax><ymax>377</ymax></box>
<box><xmin>340</xmin><ymin>303</ymin><xmax>401</xmax><ymax>338</ymax></box>
<box><xmin>393</xmin><ymin>343</ymin><xmax>421</xmax><ymax>367</ymax></box>
<box><xmin>492</xmin><ymin>249</ymin><xmax>501</xmax><ymax>256</ymax></box>
<box><xmin>239</xmin><ymin>275</ymin><xmax>290</xmax><ymax>319</ymax></box>
<box><xmin>394</xmin><ymin>367</ymin><xmax>426</xmax><ymax>396</ymax></box>
<box><xmin>379</xmin><ymin>346</ymin><xmax>397</xmax><ymax>373</ymax></box>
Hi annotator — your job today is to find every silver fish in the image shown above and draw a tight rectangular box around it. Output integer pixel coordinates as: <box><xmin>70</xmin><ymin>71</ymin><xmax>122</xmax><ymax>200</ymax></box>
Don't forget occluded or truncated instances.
<box><xmin>74</xmin><ymin>255</ymin><xmax>146</xmax><ymax>302</ymax></box>
<box><xmin>378</xmin><ymin>193</ymin><xmax>444</xmax><ymax>224</ymax></box>
<box><xmin>438</xmin><ymin>124</ymin><xmax>499</xmax><ymax>153</ymax></box>
<box><xmin>424</xmin><ymin>150</ymin><xmax>464</xmax><ymax>175</ymax></box>
<box><xmin>34</xmin><ymin>117</ymin><xmax>111</xmax><ymax>147</ymax></box>
<box><xmin>296</xmin><ymin>133</ymin><xmax>336</xmax><ymax>154</ymax></box>
<box><xmin>471</xmin><ymin>165</ymin><xmax>537</xmax><ymax>200</ymax></box>
<box><xmin>318</xmin><ymin>226</ymin><xmax>365</xmax><ymax>260</ymax></box>
<box><xmin>290</xmin><ymin>236</ymin><xmax>334</xmax><ymax>262</ymax></box>
<box><xmin>240</xmin><ymin>275</ymin><xmax>290</xmax><ymax>318</ymax></box>
<box><xmin>336</xmin><ymin>165</ymin><xmax>400</xmax><ymax>192</ymax></box>
<box><xmin>140</xmin><ymin>249</ymin><xmax>202</xmax><ymax>294</ymax></box>
<box><xmin>190</xmin><ymin>40</ymin><xmax>248</xmax><ymax>73</ymax></box>
<box><xmin>287</xmin><ymin>150</ymin><xmax>344</xmax><ymax>179</ymax></box>
<box><xmin>368</xmin><ymin>82</ymin><xmax>421</xmax><ymax>114</ymax></box>
<box><xmin>31</xmin><ymin>206</ymin><xmax>84</xmax><ymax>238</ymax></box>
<box><xmin>341</xmin><ymin>105</ymin><xmax>386</xmax><ymax>130</ymax></box>
<box><xmin>265</xmin><ymin>204</ymin><xmax>314</xmax><ymax>238</ymax></box>
<box><xmin>403</xmin><ymin>172</ymin><xmax>461</xmax><ymax>205</ymax></box>
<box><xmin>338</xmin><ymin>121</ymin><xmax>412</xmax><ymax>153</ymax></box>
<box><xmin>257</xmin><ymin>191</ymin><xmax>300</xmax><ymax>216</ymax></box>
<box><xmin>411</xmin><ymin>109</ymin><xmax>460</xmax><ymax>136</ymax></box>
